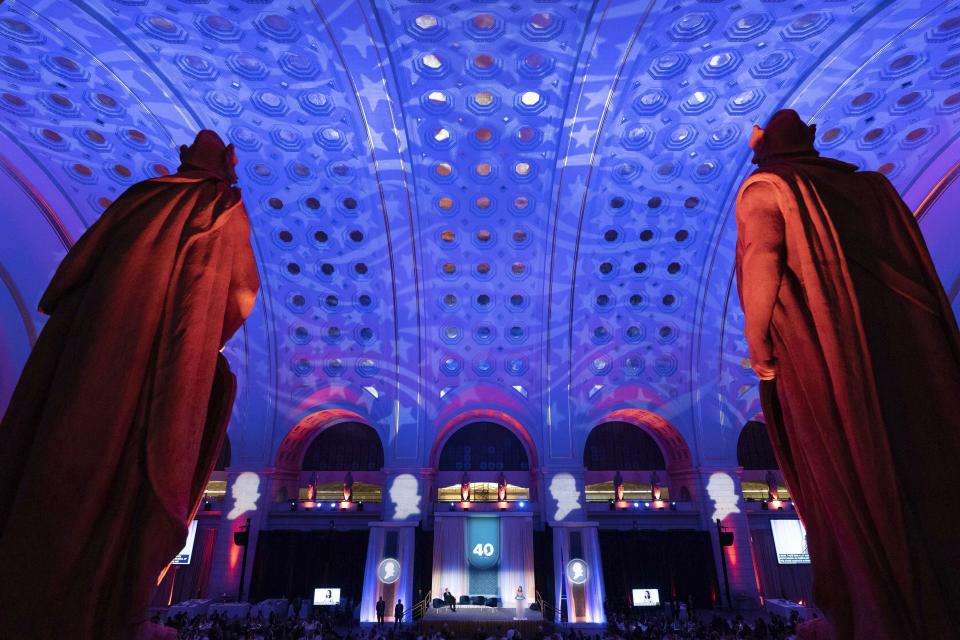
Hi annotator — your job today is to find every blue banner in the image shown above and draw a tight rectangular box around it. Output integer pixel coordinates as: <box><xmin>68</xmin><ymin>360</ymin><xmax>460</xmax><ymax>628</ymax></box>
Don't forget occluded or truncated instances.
<box><xmin>466</xmin><ymin>517</ymin><xmax>500</xmax><ymax>569</ymax></box>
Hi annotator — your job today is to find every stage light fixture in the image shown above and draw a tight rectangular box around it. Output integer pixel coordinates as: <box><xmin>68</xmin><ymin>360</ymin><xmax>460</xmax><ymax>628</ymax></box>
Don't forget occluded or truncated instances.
<box><xmin>203</xmin><ymin>500</ymin><xmax>212</xmax><ymax>511</ymax></box>
<box><xmin>518</xmin><ymin>501</ymin><xmax>525</xmax><ymax>509</ymax></box>
<box><xmin>289</xmin><ymin>499</ymin><xmax>298</xmax><ymax>512</ymax></box>
<box><xmin>330</xmin><ymin>502</ymin><xmax>337</xmax><ymax>509</ymax></box>
<box><xmin>633</xmin><ymin>502</ymin><xmax>640</xmax><ymax>509</ymax></box>
<box><xmin>449</xmin><ymin>502</ymin><xmax>455</xmax><ymax>511</ymax></box>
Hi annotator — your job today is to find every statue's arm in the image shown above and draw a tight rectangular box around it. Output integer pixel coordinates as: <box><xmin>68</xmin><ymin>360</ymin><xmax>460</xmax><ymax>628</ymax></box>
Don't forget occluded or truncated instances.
<box><xmin>736</xmin><ymin>180</ymin><xmax>785</xmax><ymax>372</ymax></box>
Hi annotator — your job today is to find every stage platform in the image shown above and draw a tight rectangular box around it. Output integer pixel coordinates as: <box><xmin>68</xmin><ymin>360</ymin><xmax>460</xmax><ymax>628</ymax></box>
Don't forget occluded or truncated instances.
<box><xmin>424</xmin><ymin>606</ymin><xmax>543</xmax><ymax>623</ymax></box>
<box><xmin>416</xmin><ymin>607</ymin><xmax>553</xmax><ymax>638</ymax></box>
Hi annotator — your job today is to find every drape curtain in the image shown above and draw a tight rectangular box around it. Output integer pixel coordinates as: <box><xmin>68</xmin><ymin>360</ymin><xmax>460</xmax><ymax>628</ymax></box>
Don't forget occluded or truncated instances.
<box><xmin>750</xmin><ymin>527</ymin><xmax>813</xmax><ymax>604</ymax></box>
<box><xmin>431</xmin><ymin>516</ymin><xmax>467</xmax><ymax>599</ymax></box>
<box><xmin>498</xmin><ymin>516</ymin><xmax>535</xmax><ymax>603</ymax></box>
<box><xmin>553</xmin><ymin>525</ymin><xmax>606</xmax><ymax>624</ymax></box>
<box><xmin>360</xmin><ymin>526</ymin><xmax>415</xmax><ymax>622</ymax></box>
<box><xmin>580</xmin><ymin>525</ymin><xmax>606</xmax><ymax>623</ymax></box>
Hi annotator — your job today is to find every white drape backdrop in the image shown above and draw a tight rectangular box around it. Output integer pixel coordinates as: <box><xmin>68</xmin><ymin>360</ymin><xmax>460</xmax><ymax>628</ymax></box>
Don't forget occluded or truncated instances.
<box><xmin>360</xmin><ymin>525</ymin><xmax>415</xmax><ymax>623</ymax></box>
<box><xmin>431</xmin><ymin>516</ymin><xmax>468</xmax><ymax>599</ymax></box>
<box><xmin>498</xmin><ymin>515</ymin><xmax>535</xmax><ymax>604</ymax></box>
<box><xmin>553</xmin><ymin>525</ymin><xmax>606</xmax><ymax>623</ymax></box>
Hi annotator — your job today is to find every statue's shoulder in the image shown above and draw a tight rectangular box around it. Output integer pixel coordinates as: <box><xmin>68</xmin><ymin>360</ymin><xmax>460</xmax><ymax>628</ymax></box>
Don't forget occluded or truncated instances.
<box><xmin>736</xmin><ymin>170</ymin><xmax>792</xmax><ymax>203</ymax></box>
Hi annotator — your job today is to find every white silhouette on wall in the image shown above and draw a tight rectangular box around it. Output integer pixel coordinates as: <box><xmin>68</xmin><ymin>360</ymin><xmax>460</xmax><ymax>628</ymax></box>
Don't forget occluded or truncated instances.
<box><xmin>378</xmin><ymin>558</ymin><xmax>400</xmax><ymax>584</ymax></box>
<box><xmin>706</xmin><ymin>472</ymin><xmax>741</xmax><ymax>522</ymax></box>
<box><xmin>549</xmin><ymin>472</ymin><xmax>581</xmax><ymax>521</ymax></box>
<box><xmin>389</xmin><ymin>474</ymin><xmax>421</xmax><ymax>520</ymax></box>
<box><xmin>228</xmin><ymin>472</ymin><xmax>260</xmax><ymax>521</ymax></box>
<box><xmin>566</xmin><ymin>558</ymin><xmax>589</xmax><ymax>585</ymax></box>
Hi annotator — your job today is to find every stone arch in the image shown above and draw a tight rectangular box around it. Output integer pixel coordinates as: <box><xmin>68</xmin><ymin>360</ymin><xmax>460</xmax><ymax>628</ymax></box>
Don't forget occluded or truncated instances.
<box><xmin>274</xmin><ymin>408</ymin><xmax>382</xmax><ymax>474</ymax></box>
<box><xmin>594</xmin><ymin>408</ymin><xmax>693</xmax><ymax>471</ymax></box>
<box><xmin>429</xmin><ymin>408</ymin><xmax>539</xmax><ymax>471</ymax></box>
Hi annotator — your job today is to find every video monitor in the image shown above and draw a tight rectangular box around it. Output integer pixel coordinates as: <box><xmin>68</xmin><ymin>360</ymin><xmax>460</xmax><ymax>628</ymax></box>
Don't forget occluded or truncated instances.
<box><xmin>313</xmin><ymin>588</ymin><xmax>341</xmax><ymax>605</ymax></box>
<box><xmin>632</xmin><ymin>588</ymin><xmax>660</xmax><ymax>607</ymax></box>
<box><xmin>771</xmin><ymin>519</ymin><xmax>810</xmax><ymax>564</ymax></box>
<box><xmin>171</xmin><ymin>520</ymin><xmax>199</xmax><ymax>565</ymax></box>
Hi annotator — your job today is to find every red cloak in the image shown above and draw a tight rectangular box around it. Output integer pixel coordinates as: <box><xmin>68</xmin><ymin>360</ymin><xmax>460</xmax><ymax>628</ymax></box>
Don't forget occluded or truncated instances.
<box><xmin>0</xmin><ymin>131</ymin><xmax>259</xmax><ymax>639</ymax></box>
<box><xmin>736</xmin><ymin>150</ymin><xmax>960</xmax><ymax>638</ymax></box>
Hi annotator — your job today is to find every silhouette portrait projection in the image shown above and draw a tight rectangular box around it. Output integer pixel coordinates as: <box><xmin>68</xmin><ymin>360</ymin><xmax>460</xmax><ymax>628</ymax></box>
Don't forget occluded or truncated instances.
<box><xmin>228</xmin><ymin>472</ymin><xmax>261</xmax><ymax>521</ymax></box>
<box><xmin>378</xmin><ymin>558</ymin><xmax>400</xmax><ymax>584</ymax></box>
<box><xmin>706</xmin><ymin>472</ymin><xmax>740</xmax><ymax>522</ymax></box>
<box><xmin>566</xmin><ymin>558</ymin><xmax>588</xmax><ymax>585</ymax></box>
<box><xmin>389</xmin><ymin>474</ymin><xmax>421</xmax><ymax>520</ymax></box>
<box><xmin>549</xmin><ymin>472</ymin><xmax>581</xmax><ymax>521</ymax></box>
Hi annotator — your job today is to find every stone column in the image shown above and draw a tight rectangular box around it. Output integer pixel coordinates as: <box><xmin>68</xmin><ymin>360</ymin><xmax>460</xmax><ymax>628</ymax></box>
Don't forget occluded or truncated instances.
<box><xmin>206</xmin><ymin>468</ymin><xmax>274</xmax><ymax>600</ymax></box>
<box><xmin>696</xmin><ymin>466</ymin><xmax>760</xmax><ymax>609</ymax></box>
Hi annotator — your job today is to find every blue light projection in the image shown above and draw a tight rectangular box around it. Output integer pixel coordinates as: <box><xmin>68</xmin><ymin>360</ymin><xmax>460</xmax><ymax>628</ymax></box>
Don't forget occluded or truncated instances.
<box><xmin>1</xmin><ymin>0</ymin><xmax>958</xmax><ymax>471</ymax></box>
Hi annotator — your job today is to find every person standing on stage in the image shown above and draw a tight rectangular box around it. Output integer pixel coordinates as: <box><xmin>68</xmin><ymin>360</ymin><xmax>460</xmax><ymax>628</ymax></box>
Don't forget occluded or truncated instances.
<box><xmin>376</xmin><ymin>596</ymin><xmax>385</xmax><ymax>627</ymax></box>
<box><xmin>394</xmin><ymin>599</ymin><xmax>404</xmax><ymax>629</ymax></box>
<box><xmin>514</xmin><ymin>585</ymin><xmax>526</xmax><ymax>620</ymax></box>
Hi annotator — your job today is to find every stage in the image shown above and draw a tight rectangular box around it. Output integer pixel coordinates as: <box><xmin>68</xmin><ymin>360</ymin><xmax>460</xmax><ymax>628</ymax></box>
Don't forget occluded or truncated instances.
<box><xmin>424</xmin><ymin>606</ymin><xmax>543</xmax><ymax>623</ymax></box>
<box><xmin>415</xmin><ymin>608</ymin><xmax>548</xmax><ymax>637</ymax></box>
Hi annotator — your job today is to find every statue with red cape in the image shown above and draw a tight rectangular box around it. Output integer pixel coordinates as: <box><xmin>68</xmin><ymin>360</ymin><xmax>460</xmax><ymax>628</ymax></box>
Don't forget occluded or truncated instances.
<box><xmin>0</xmin><ymin>131</ymin><xmax>259</xmax><ymax>639</ymax></box>
<box><xmin>736</xmin><ymin>110</ymin><xmax>960</xmax><ymax>639</ymax></box>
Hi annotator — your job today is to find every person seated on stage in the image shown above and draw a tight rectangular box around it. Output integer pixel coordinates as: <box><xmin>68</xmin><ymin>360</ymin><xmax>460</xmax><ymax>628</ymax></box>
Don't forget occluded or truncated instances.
<box><xmin>443</xmin><ymin>588</ymin><xmax>457</xmax><ymax>611</ymax></box>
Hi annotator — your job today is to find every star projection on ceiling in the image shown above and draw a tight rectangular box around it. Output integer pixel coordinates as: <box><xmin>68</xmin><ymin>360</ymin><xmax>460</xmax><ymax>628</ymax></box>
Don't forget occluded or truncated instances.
<box><xmin>1</xmin><ymin>0</ymin><xmax>958</xmax><ymax>464</ymax></box>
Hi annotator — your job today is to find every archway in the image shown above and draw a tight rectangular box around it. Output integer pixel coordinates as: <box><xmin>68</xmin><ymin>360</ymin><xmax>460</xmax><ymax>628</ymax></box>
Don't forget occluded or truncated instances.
<box><xmin>438</xmin><ymin>422</ymin><xmax>529</xmax><ymax>472</ymax></box>
<box><xmin>273</xmin><ymin>409</ymin><xmax>385</xmax><ymax>504</ymax></box>
<box><xmin>737</xmin><ymin>420</ymin><xmax>790</xmax><ymax>502</ymax></box>
<box><xmin>430</xmin><ymin>410</ymin><xmax>538</xmax><ymax>505</ymax></box>
<box><xmin>598</xmin><ymin>408</ymin><xmax>693</xmax><ymax>469</ymax></box>
<box><xmin>583</xmin><ymin>422</ymin><xmax>667</xmax><ymax>471</ymax></box>
<box><xmin>584</xmin><ymin>409</ymin><xmax>695</xmax><ymax>503</ymax></box>
<box><xmin>302</xmin><ymin>422</ymin><xmax>384</xmax><ymax>471</ymax></box>
<box><xmin>430</xmin><ymin>408</ymin><xmax>538</xmax><ymax>471</ymax></box>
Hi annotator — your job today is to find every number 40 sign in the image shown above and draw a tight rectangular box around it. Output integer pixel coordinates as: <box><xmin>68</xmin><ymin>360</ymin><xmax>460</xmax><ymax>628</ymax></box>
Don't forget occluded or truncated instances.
<box><xmin>466</xmin><ymin>518</ymin><xmax>500</xmax><ymax>569</ymax></box>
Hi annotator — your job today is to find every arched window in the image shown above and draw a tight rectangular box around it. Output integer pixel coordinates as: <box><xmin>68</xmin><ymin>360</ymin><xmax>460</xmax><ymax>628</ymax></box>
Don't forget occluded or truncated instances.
<box><xmin>214</xmin><ymin>436</ymin><xmax>231</xmax><ymax>471</ymax></box>
<box><xmin>583</xmin><ymin>421</ymin><xmax>666</xmax><ymax>470</ymax></box>
<box><xmin>737</xmin><ymin>421</ymin><xmax>778</xmax><ymax>470</ymax></box>
<box><xmin>438</xmin><ymin>422</ymin><xmax>529</xmax><ymax>471</ymax></box>
<box><xmin>302</xmin><ymin>422</ymin><xmax>384</xmax><ymax>471</ymax></box>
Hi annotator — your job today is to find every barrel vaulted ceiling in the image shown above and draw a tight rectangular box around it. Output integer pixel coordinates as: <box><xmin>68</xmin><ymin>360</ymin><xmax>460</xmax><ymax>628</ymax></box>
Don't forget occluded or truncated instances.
<box><xmin>1</xmin><ymin>0</ymin><xmax>958</xmax><ymax>468</ymax></box>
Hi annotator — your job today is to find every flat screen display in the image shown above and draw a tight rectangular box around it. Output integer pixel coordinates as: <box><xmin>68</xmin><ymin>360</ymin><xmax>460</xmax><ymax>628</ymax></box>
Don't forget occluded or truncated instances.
<box><xmin>171</xmin><ymin>520</ymin><xmax>198</xmax><ymax>565</ymax></box>
<box><xmin>771</xmin><ymin>519</ymin><xmax>810</xmax><ymax>564</ymax></box>
<box><xmin>632</xmin><ymin>588</ymin><xmax>660</xmax><ymax>607</ymax></box>
<box><xmin>313</xmin><ymin>588</ymin><xmax>341</xmax><ymax>605</ymax></box>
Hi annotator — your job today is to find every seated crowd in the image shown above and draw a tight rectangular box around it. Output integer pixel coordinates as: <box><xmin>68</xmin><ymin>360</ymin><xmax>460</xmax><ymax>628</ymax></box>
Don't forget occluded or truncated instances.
<box><xmin>159</xmin><ymin>599</ymin><xmax>802</xmax><ymax>640</ymax></box>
